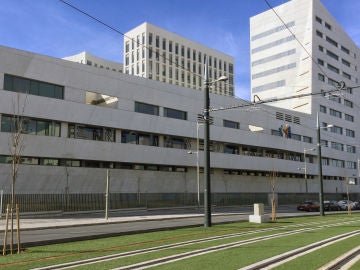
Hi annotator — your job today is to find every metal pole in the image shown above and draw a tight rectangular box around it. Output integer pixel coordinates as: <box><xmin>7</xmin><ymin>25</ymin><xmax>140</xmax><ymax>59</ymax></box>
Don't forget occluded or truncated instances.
<box><xmin>0</xmin><ymin>189</ymin><xmax>3</xmax><ymax>218</ymax></box>
<box><xmin>196</xmin><ymin>122</ymin><xmax>200</xmax><ymax>207</ymax></box>
<box><xmin>105</xmin><ymin>169</ymin><xmax>110</xmax><ymax>220</ymax></box>
<box><xmin>317</xmin><ymin>113</ymin><xmax>325</xmax><ymax>216</ymax></box>
<box><xmin>203</xmin><ymin>57</ymin><xmax>211</xmax><ymax>227</ymax></box>
<box><xmin>304</xmin><ymin>150</ymin><xmax>308</xmax><ymax>193</ymax></box>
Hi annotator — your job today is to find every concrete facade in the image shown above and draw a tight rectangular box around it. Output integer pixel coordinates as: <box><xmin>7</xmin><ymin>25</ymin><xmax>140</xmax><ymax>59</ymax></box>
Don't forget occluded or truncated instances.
<box><xmin>0</xmin><ymin>45</ymin><xmax>358</xmax><ymax>209</ymax></box>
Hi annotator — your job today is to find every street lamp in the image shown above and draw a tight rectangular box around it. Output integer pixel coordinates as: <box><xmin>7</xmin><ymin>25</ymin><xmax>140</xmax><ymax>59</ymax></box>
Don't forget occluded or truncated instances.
<box><xmin>203</xmin><ymin>60</ymin><xmax>228</xmax><ymax>228</ymax></box>
<box><xmin>299</xmin><ymin>147</ymin><xmax>316</xmax><ymax>193</ymax></box>
<box><xmin>188</xmin><ymin>121</ymin><xmax>203</xmax><ymax>207</ymax></box>
<box><xmin>316</xmin><ymin>112</ymin><xmax>333</xmax><ymax>216</ymax></box>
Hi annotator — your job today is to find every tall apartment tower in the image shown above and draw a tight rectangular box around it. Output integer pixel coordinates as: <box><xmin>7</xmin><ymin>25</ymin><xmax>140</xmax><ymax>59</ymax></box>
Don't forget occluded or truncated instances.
<box><xmin>124</xmin><ymin>22</ymin><xmax>235</xmax><ymax>96</ymax></box>
<box><xmin>250</xmin><ymin>0</ymin><xmax>359</xmax><ymax>180</ymax></box>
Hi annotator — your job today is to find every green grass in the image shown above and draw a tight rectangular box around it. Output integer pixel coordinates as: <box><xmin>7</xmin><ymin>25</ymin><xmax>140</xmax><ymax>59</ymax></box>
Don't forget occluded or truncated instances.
<box><xmin>0</xmin><ymin>214</ymin><xmax>359</xmax><ymax>269</ymax></box>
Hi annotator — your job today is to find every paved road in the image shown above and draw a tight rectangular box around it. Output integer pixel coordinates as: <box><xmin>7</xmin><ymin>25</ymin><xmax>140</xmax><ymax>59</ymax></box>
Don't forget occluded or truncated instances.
<box><xmin>0</xmin><ymin>206</ymin><xmax>328</xmax><ymax>248</ymax></box>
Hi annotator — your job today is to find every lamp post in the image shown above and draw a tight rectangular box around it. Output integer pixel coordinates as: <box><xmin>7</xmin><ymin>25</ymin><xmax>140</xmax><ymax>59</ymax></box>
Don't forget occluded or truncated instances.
<box><xmin>316</xmin><ymin>112</ymin><xmax>333</xmax><ymax>216</ymax></box>
<box><xmin>203</xmin><ymin>59</ymin><xmax>228</xmax><ymax>227</ymax></box>
<box><xmin>302</xmin><ymin>147</ymin><xmax>316</xmax><ymax>193</ymax></box>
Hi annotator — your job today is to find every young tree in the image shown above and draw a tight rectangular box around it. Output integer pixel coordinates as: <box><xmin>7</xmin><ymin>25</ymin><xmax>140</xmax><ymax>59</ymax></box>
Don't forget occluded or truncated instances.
<box><xmin>3</xmin><ymin>94</ymin><xmax>27</xmax><ymax>255</ymax></box>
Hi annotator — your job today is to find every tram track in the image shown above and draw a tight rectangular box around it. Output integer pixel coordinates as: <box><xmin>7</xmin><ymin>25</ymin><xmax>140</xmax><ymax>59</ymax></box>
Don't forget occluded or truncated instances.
<box><xmin>319</xmin><ymin>246</ymin><xmax>360</xmax><ymax>270</ymax></box>
<box><xmin>32</xmin><ymin>218</ymin><xmax>360</xmax><ymax>270</ymax></box>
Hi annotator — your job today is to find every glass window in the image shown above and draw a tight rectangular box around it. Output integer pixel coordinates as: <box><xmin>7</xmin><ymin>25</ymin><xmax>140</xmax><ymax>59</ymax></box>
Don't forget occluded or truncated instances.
<box><xmin>329</xmin><ymin>109</ymin><xmax>342</xmax><ymax>118</ymax></box>
<box><xmin>4</xmin><ymin>74</ymin><xmax>64</xmax><ymax>99</ymax></box>
<box><xmin>135</xmin><ymin>101</ymin><xmax>159</xmax><ymax>116</ymax></box>
<box><xmin>327</xmin><ymin>64</ymin><xmax>339</xmax><ymax>74</ymax></box>
<box><xmin>224</xmin><ymin>145</ymin><xmax>238</xmax><ymax>154</ymax></box>
<box><xmin>318</xmin><ymin>73</ymin><xmax>325</xmax><ymax>82</ymax></box>
<box><xmin>341</xmin><ymin>46</ymin><xmax>350</xmax><ymax>54</ymax></box>
<box><xmin>326</xmin><ymin>36</ymin><xmax>337</xmax><ymax>47</ymax></box>
<box><xmin>291</xmin><ymin>134</ymin><xmax>301</xmax><ymax>141</ymax></box>
<box><xmin>345</xmin><ymin>114</ymin><xmax>354</xmax><ymax>122</ymax></box>
<box><xmin>342</xmin><ymin>59</ymin><xmax>350</xmax><ymax>67</ymax></box>
<box><xmin>1</xmin><ymin>115</ymin><xmax>15</xmax><ymax>132</ymax></box>
<box><xmin>223</xmin><ymin>120</ymin><xmax>239</xmax><ymax>129</ymax></box>
<box><xmin>303</xmin><ymin>136</ymin><xmax>312</xmax><ymax>143</ymax></box>
<box><xmin>326</xmin><ymin>50</ymin><xmax>338</xmax><ymax>61</ymax></box>
<box><xmin>22</xmin><ymin>118</ymin><xmax>37</xmax><ymax>135</ymax></box>
<box><xmin>164</xmin><ymin>107</ymin><xmax>187</xmax><ymax>120</ymax></box>
<box><xmin>320</xmin><ymin>105</ymin><xmax>327</xmax><ymax>113</ymax></box>
<box><xmin>343</xmin><ymin>72</ymin><xmax>351</xmax><ymax>80</ymax></box>
<box><xmin>315</xmin><ymin>16</ymin><xmax>322</xmax><ymax>24</ymax></box>
<box><xmin>325</xmin><ymin>22</ymin><xmax>332</xmax><ymax>30</ymax></box>
<box><xmin>346</xmin><ymin>129</ymin><xmax>355</xmax><ymax>137</ymax></box>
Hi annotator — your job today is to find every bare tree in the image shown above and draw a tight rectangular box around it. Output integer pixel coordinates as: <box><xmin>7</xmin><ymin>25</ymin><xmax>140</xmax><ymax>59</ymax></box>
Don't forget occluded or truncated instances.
<box><xmin>269</xmin><ymin>170</ymin><xmax>277</xmax><ymax>222</ymax></box>
<box><xmin>3</xmin><ymin>94</ymin><xmax>27</xmax><ymax>255</ymax></box>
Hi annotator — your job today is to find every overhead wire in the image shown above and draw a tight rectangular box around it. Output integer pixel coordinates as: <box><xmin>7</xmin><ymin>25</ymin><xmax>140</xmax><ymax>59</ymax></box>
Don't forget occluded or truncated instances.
<box><xmin>59</xmin><ymin>0</ymin><xmax>359</xmax><ymax>154</ymax></box>
<box><xmin>59</xmin><ymin>0</ymin><xmax>228</xmax><ymax>93</ymax></box>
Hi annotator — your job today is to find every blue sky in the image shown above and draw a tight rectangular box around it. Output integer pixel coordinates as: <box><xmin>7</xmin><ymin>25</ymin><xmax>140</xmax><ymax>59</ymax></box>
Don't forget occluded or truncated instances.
<box><xmin>1</xmin><ymin>0</ymin><xmax>359</xmax><ymax>101</ymax></box>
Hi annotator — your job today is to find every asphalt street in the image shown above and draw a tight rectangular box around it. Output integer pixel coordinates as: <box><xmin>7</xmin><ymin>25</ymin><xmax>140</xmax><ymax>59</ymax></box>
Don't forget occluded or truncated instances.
<box><xmin>0</xmin><ymin>205</ymin><xmax>330</xmax><ymax>249</ymax></box>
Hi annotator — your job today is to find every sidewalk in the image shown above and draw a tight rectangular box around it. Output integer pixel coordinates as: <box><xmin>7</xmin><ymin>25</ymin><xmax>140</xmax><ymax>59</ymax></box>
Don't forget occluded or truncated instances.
<box><xmin>0</xmin><ymin>207</ymin><xmax>251</xmax><ymax>231</ymax></box>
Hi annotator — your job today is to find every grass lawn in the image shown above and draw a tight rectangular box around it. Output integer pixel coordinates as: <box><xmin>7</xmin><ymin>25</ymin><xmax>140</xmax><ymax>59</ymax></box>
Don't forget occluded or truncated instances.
<box><xmin>0</xmin><ymin>213</ymin><xmax>359</xmax><ymax>269</ymax></box>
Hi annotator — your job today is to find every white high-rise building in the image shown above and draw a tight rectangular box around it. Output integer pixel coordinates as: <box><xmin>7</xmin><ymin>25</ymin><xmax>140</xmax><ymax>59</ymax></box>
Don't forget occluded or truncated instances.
<box><xmin>124</xmin><ymin>22</ymin><xmax>235</xmax><ymax>96</ymax></box>
<box><xmin>250</xmin><ymin>0</ymin><xmax>359</xmax><ymax>191</ymax></box>
<box><xmin>250</xmin><ymin>0</ymin><xmax>359</xmax><ymax>114</ymax></box>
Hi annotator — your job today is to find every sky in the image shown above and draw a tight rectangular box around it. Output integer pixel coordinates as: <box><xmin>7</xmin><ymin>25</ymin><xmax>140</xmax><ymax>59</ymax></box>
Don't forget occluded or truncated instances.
<box><xmin>1</xmin><ymin>0</ymin><xmax>360</xmax><ymax>101</ymax></box>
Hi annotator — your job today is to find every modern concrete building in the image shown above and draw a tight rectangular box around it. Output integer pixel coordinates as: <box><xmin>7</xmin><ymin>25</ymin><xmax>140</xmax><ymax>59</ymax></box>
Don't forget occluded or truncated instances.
<box><xmin>123</xmin><ymin>22</ymin><xmax>235</xmax><ymax>96</ymax></box>
<box><xmin>64</xmin><ymin>51</ymin><xmax>123</xmax><ymax>73</ymax></box>
<box><xmin>250</xmin><ymin>0</ymin><xmax>359</xmax><ymax>201</ymax></box>
<box><xmin>0</xmin><ymin>45</ymin><xmax>358</xmax><ymax>212</ymax></box>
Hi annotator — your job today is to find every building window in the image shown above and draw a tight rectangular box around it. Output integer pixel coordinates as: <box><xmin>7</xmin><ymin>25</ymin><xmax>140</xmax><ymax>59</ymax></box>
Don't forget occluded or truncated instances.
<box><xmin>155</xmin><ymin>35</ymin><xmax>159</xmax><ymax>48</ymax></box>
<box><xmin>251</xmin><ymin>21</ymin><xmax>295</xmax><ymax>41</ymax></box>
<box><xmin>315</xmin><ymin>16</ymin><xmax>322</xmax><ymax>24</ymax></box>
<box><xmin>328</xmin><ymin>78</ymin><xmax>338</xmax><ymax>87</ymax></box>
<box><xmin>68</xmin><ymin>124</ymin><xmax>115</xmax><ymax>142</ymax></box>
<box><xmin>346</xmin><ymin>129</ymin><xmax>355</xmax><ymax>138</ymax></box>
<box><xmin>121</xmin><ymin>131</ymin><xmax>158</xmax><ymax>146</ymax></box>
<box><xmin>341</xmin><ymin>46</ymin><xmax>350</xmax><ymax>54</ymax></box>
<box><xmin>330</xmin><ymin>125</ymin><xmax>343</xmax><ymax>135</ymax></box>
<box><xmin>325</xmin><ymin>22</ymin><xmax>332</xmax><ymax>30</ymax></box>
<box><xmin>346</xmin><ymin>161</ymin><xmax>357</xmax><ymax>169</ymax></box>
<box><xmin>318</xmin><ymin>59</ymin><xmax>324</xmax><ymax>66</ymax></box>
<box><xmin>316</xmin><ymin>30</ymin><xmax>323</xmax><ymax>38</ymax></box>
<box><xmin>326</xmin><ymin>50</ymin><xmax>338</xmax><ymax>61</ymax></box>
<box><xmin>341</xmin><ymin>58</ymin><xmax>350</xmax><ymax>67</ymax></box>
<box><xmin>252</xmin><ymin>63</ymin><xmax>296</xmax><ymax>79</ymax></box>
<box><xmin>326</xmin><ymin>36</ymin><xmax>338</xmax><ymax>47</ymax></box>
<box><xmin>4</xmin><ymin>74</ymin><xmax>64</xmax><ymax>99</ymax></box>
<box><xmin>319</xmin><ymin>45</ymin><xmax>324</xmax><ymax>52</ymax></box>
<box><xmin>303</xmin><ymin>136</ymin><xmax>312</xmax><ymax>143</ymax></box>
<box><xmin>134</xmin><ymin>101</ymin><xmax>159</xmax><ymax>116</ymax></box>
<box><xmin>329</xmin><ymin>108</ymin><xmax>342</xmax><ymax>118</ymax></box>
<box><xmin>342</xmin><ymin>72</ymin><xmax>351</xmax><ymax>80</ymax></box>
<box><xmin>223</xmin><ymin>120</ymin><xmax>239</xmax><ymax>129</ymax></box>
<box><xmin>224</xmin><ymin>144</ymin><xmax>239</xmax><ymax>154</ymax></box>
<box><xmin>346</xmin><ymin>145</ymin><xmax>356</xmax><ymax>153</ymax></box>
<box><xmin>291</xmin><ymin>134</ymin><xmax>301</xmax><ymax>141</ymax></box>
<box><xmin>345</xmin><ymin>114</ymin><xmax>354</xmax><ymax>122</ymax></box>
<box><xmin>1</xmin><ymin>115</ymin><xmax>60</xmax><ymax>137</ymax></box>
<box><xmin>318</xmin><ymin>73</ymin><xmax>325</xmax><ymax>82</ymax></box>
<box><xmin>327</xmin><ymin>64</ymin><xmax>339</xmax><ymax>74</ymax></box>
<box><xmin>344</xmin><ymin>99</ymin><xmax>353</xmax><ymax>108</ymax></box>
<box><xmin>320</xmin><ymin>105</ymin><xmax>327</xmax><ymax>113</ymax></box>
<box><xmin>163</xmin><ymin>107</ymin><xmax>187</xmax><ymax>120</ymax></box>
<box><xmin>331</xmin><ymin>142</ymin><xmax>344</xmax><ymax>151</ymax></box>
<box><xmin>251</xmin><ymin>36</ymin><xmax>295</xmax><ymax>54</ymax></box>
